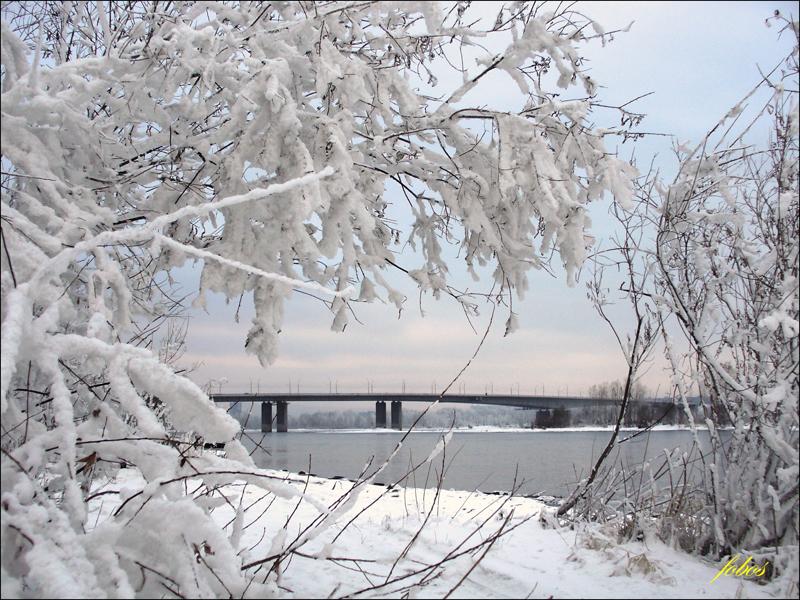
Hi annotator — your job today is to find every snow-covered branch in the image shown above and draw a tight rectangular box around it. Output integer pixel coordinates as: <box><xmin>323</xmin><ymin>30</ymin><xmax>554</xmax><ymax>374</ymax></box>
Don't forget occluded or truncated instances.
<box><xmin>1</xmin><ymin>1</ymin><xmax>642</xmax><ymax>596</ymax></box>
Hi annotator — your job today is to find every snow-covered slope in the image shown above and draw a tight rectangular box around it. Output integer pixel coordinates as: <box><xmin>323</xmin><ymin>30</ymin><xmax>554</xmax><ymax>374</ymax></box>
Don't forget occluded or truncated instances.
<box><xmin>86</xmin><ymin>468</ymin><xmax>780</xmax><ymax>598</ymax></box>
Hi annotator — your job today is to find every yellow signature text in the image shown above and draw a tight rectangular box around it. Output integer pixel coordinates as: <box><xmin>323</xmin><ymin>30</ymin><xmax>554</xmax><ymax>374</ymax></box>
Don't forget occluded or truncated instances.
<box><xmin>710</xmin><ymin>555</ymin><xmax>769</xmax><ymax>584</ymax></box>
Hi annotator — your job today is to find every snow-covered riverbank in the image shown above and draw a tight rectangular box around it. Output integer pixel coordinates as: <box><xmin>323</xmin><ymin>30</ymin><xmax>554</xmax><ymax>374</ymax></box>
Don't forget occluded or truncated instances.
<box><xmin>87</xmin><ymin>468</ymin><xmax>780</xmax><ymax>598</ymax></box>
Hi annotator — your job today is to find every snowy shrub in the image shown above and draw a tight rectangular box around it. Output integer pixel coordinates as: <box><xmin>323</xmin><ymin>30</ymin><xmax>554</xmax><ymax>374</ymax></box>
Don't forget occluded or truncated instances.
<box><xmin>650</xmin><ymin>26</ymin><xmax>800</xmax><ymax>584</ymax></box>
<box><xmin>1</xmin><ymin>2</ymin><xmax>636</xmax><ymax>596</ymax></box>
<box><xmin>653</xmin><ymin>16</ymin><xmax>798</xmax><ymax>570</ymax></box>
<box><xmin>560</xmin><ymin>14</ymin><xmax>798</xmax><ymax>595</ymax></box>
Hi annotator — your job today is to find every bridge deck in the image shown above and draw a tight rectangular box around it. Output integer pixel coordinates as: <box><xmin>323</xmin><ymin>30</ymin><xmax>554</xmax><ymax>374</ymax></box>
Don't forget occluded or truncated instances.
<box><xmin>211</xmin><ymin>393</ymin><xmax>675</xmax><ymax>410</ymax></box>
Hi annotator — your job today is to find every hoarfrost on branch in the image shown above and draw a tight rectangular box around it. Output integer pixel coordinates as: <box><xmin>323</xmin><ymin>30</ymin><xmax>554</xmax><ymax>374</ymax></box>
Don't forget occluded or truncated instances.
<box><xmin>0</xmin><ymin>2</ymin><xmax>636</xmax><ymax>596</ymax></box>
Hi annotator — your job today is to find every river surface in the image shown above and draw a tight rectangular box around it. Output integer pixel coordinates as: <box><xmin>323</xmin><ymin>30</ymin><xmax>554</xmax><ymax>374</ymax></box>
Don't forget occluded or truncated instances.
<box><xmin>241</xmin><ymin>429</ymin><xmax>716</xmax><ymax>497</ymax></box>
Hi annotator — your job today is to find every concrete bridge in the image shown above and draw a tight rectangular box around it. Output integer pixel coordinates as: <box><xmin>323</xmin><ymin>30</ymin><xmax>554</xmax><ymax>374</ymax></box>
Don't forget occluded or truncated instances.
<box><xmin>210</xmin><ymin>392</ymin><xmax>678</xmax><ymax>432</ymax></box>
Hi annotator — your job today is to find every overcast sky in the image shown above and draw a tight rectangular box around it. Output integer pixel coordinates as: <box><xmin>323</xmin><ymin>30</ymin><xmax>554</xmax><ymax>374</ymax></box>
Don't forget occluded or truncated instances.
<box><xmin>176</xmin><ymin>1</ymin><xmax>797</xmax><ymax>408</ymax></box>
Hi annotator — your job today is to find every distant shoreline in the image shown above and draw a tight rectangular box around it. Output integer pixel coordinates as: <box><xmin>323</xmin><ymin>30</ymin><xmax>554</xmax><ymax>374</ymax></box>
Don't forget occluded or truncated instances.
<box><xmin>243</xmin><ymin>424</ymin><xmax>721</xmax><ymax>434</ymax></box>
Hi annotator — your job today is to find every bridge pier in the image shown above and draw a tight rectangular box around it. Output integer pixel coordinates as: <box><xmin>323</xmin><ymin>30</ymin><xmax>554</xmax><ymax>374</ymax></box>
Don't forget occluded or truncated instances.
<box><xmin>261</xmin><ymin>402</ymin><xmax>273</xmax><ymax>433</ymax></box>
<box><xmin>390</xmin><ymin>400</ymin><xmax>402</xmax><ymax>430</ymax></box>
<box><xmin>375</xmin><ymin>401</ymin><xmax>387</xmax><ymax>428</ymax></box>
<box><xmin>276</xmin><ymin>400</ymin><xmax>288</xmax><ymax>433</ymax></box>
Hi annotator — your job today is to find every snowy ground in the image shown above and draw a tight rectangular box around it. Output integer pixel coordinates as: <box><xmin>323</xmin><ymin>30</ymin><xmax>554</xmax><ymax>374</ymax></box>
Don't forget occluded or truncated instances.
<box><xmin>88</xmin><ymin>468</ymin><xmax>780</xmax><ymax>599</ymax></box>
